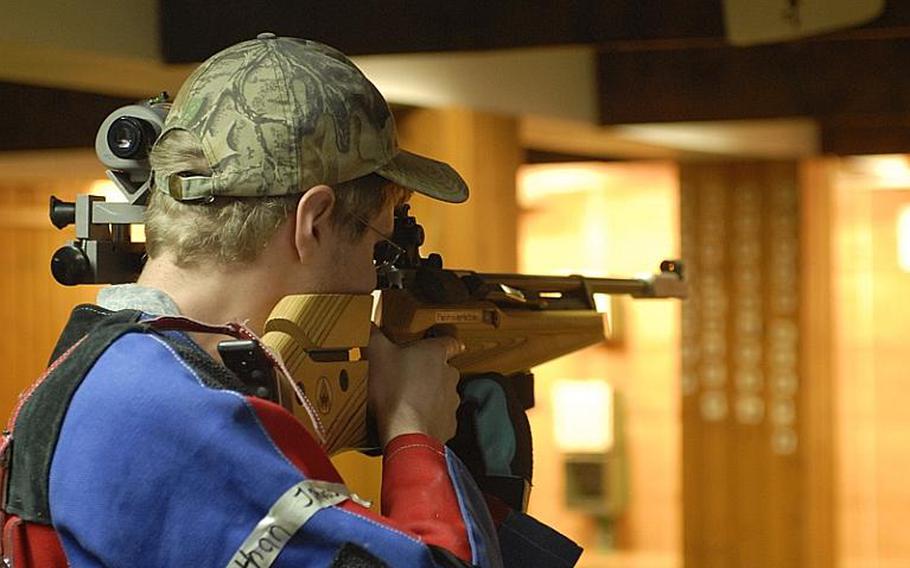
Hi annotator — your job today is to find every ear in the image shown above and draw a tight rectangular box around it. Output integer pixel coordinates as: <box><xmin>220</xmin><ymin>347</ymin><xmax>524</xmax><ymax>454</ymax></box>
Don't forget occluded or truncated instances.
<box><xmin>293</xmin><ymin>185</ymin><xmax>335</xmax><ymax>262</ymax></box>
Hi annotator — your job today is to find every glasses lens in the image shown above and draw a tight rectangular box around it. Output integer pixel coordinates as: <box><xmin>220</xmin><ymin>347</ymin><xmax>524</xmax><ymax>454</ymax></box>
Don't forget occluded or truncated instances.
<box><xmin>374</xmin><ymin>241</ymin><xmax>401</xmax><ymax>266</ymax></box>
<box><xmin>108</xmin><ymin>118</ymin><xmax>141</xmax><ymax>157</ymax></box>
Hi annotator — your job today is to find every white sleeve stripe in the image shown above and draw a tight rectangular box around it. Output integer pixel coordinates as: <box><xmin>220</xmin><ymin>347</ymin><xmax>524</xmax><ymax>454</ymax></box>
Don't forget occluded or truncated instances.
<box><xmin>225</xmin><ymin>479</ymin><xmax>350</xmax><ymax>568</ymax></box>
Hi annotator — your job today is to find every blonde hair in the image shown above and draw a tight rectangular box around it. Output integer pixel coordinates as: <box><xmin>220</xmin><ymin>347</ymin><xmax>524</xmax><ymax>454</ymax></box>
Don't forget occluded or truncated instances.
<box><xmin>147</xmin><ymin>130</ymin><xmax>409</xmax><ymax>266</ymax></box>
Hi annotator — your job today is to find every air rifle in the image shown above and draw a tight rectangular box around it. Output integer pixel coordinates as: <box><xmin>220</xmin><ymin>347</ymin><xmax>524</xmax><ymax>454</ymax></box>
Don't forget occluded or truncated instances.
<box><xmin>377</xmin><ymin>204</ymin><xmax>685</xmax><ymax>377</ymax></box>
<box><xmin>254</xmin><ymin>205</ymin><xmax>686</xmax><ymax>463</ymax></box>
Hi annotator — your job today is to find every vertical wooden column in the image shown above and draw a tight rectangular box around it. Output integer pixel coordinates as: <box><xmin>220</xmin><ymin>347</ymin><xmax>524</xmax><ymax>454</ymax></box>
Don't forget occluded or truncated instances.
<box><xmin>330</xmin><ymin>106</ymin><xmax>522</xmax><ymax>505</ymax></box>
<box><xmin>798</xmin><ymin>160</ymin><xmax>836</xmax><ymax>568</ymax></box>
<box><xmin>395</xmin><ymin>106</ymin><xmax>521</xmax><ymax>273</ymax></box>
<box><xmin>680</xmin><ymin>161</ymin><xmax>834</xmax><ymax>568</ymax></box>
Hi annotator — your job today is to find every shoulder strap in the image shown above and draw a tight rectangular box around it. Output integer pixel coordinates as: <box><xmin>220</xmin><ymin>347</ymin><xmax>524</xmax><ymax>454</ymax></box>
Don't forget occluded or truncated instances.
<box><xmin>3</xmin><ymin>308</ymin><xmax>145</xmax><ymax>523</ymax></box>
<box><xmin>1</xmin><ymin>306</ymin><xmax>314</xmax><ymax>525</ymax></box>
<box><xmin>48</xmin><ymin>304</ymin><xmax>132</xmax><ymax>363</ymax></box>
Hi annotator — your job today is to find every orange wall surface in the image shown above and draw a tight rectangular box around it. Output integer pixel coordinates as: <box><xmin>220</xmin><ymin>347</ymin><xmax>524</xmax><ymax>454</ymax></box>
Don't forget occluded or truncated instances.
<box><xmin>517</xmin><ymin>162</ymin><xmax>682</xmax><ymax>567</ymax></box>
<box><xmin>833</xmin><ymin>166</ymin><xmax>910</xmax><ymax>568</ymax></box>
<box><xmin>0</xmin><ymin>179</ymin><xmax>100</xmax><ymax>423</ymax></box>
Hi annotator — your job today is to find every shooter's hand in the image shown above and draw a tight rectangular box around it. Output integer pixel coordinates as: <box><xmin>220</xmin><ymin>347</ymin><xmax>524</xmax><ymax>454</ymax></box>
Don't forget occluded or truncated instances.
<box><xmin>366</xmin><ymin>327</ymin><xmax>464</xmax><ymax>447</ymax></box>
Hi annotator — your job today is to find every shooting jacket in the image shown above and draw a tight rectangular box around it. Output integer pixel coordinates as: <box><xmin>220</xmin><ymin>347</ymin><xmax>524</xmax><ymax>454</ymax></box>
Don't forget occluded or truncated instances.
<box><xmin>10</xmin><ymin>286</ymin><xmax>502</xmax><ymax>567</ymax></box>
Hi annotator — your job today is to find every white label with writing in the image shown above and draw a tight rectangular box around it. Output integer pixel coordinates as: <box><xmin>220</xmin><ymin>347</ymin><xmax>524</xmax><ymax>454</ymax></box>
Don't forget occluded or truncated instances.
<box><xmin>226</xmin><ymin>479</ymin><xmax>351</xmax><ymax>568</ymax></box>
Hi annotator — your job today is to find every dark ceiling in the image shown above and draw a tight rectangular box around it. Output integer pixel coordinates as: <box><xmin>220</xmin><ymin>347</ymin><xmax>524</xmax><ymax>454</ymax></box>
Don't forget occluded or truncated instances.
<box><xmin>157</xmin><ymin>0</ymin><xmax>910</xmax><ymax>154</ymax></box>
<box><xmin>5</xmin><ymin>2</ymin><xmax>910</xmax><ymax>154</ymax></box>
<box><xmin>159</xmin><ymin>1</ymin><xmax>727</xmax><ymax>60</ymax></box>
<box><xmin>0</xmin><ymin>83</ymin><xmax>135</xmax><ymax>152</ymax></box>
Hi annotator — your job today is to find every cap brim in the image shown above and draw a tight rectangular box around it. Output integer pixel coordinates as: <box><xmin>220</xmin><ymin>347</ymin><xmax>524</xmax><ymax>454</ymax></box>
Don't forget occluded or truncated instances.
<box><xmin>375</xmin><ymin>150</ymin><xmax>469</xmax><ymax>203</ymax></box>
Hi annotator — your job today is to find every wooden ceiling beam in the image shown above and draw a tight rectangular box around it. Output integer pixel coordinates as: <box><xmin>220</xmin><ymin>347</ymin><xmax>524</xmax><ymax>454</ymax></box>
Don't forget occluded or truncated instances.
<box><xmin>820</xmin><ymin>114</ymin><xmax>910</xmax><ymax>155</ymax></box>
<box><xmin>0</xmin><ymin>82</ymin><xmax>134</xmax><ymax>152</ymax></box>
<box><xmin>597</xmin><ymin>38</ymin><xmax>910</xmax><ymax>124</ymax></box>
<box><xmin>596</xmin><ymin>36</ymin><xmax>910</xmax><ymax>153</ymax></box>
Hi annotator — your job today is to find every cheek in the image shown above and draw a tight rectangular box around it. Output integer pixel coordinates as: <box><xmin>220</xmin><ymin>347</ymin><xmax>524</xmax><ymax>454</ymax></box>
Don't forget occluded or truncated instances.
<box><xmin>328</xmin><ymin>236</ymin><xmax>378</xmax><ymax>293</ymax></box>
<box><xmin>339</xmin><ymin>241</ymin><xmax>377</xmax><ymax>292</ymax></box>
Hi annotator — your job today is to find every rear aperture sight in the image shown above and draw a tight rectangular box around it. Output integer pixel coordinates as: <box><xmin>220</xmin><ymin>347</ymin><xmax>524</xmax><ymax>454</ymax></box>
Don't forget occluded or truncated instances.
<box><xmin>107</xmin><ymin>116</ymin><xmax>158</xmax><ymax>160</ymax></box>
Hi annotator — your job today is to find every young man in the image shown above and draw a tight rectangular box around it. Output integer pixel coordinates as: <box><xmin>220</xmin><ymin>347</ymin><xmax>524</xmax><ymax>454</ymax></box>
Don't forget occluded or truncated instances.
<box><xmin>44</xmin><ymin>34</ymin><xmax>497</xmax><ymax>567</ymax></box>
<box><xmin>4</xmin><ymin>34</ymin><xmax>581</xmax><ymax>568</ymax></box>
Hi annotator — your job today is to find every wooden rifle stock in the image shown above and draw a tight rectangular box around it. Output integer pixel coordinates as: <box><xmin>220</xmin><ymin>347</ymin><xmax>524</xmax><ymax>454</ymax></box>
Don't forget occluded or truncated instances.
<box><xmin>377</xmin><ymin>289</ymin><xmax>605</xmax><ymax>376</ymax></box>
<box><xmin>261</xmin><ymin>294</ymin><xmax>374</xmax><ymax>455</ymax></box>
<box><xmin>377</xmin><ymin>261</ymin><xmax>686</xmax><ymax>376</ymax></box>
<box><xmin>260</xmin><ymin>263</ymin><xmax>686</xmax><ymax>456</ymax></box>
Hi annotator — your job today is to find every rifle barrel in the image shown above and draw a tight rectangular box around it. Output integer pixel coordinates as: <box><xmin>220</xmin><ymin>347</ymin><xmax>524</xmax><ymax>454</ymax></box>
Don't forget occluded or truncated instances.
<box><xmin>470</xmin><ymin>264</ymin><xmax>687</xmax><ymax>303</ymax></box>
<box><xmin>477</xmin><ymin>274</ymin><xmax>650</xmax><ymax>296</ymax></box>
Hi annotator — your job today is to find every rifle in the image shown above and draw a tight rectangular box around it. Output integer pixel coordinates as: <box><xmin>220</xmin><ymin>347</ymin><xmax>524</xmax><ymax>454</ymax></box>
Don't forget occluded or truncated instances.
<box><xmin>247</xmin><ymin>205</ymin><xmax>686</xmax><ymax>459</ymax></box>
<box><xmin>377</xmin><ymin>205</ymin><xmax>685</xmax><ymax>378</ymax></box>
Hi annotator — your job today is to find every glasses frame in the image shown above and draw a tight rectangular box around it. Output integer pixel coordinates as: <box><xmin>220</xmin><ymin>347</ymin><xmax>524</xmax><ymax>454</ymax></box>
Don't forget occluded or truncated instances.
<box><xmin>349</xmin><ymin>213</ymin><xmax>406</xmax><ymax>272</ymax></box>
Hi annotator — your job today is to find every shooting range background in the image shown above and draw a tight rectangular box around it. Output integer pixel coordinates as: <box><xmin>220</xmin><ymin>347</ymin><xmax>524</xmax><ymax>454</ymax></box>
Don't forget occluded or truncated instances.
<box><xmin>2</xmin><ymin>114</ymin><xmax>910</xmax><ymax>568</ymax></box>
<box><xmin>518</xmin><ymin>161</ymin><xmax>681</xmax><ymax>561</ymax></box>
<box><xmin>4</xmin><ymin>1</ymin><xmax>910</xmax><ymax>566</ymax></box>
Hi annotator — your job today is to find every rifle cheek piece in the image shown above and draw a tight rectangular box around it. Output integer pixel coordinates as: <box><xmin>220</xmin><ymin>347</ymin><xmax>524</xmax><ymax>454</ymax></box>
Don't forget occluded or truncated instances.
<box><xmin>262</xmin><ymin>295</ymin><xmax>377</xmax><ymax>455</ymax></box>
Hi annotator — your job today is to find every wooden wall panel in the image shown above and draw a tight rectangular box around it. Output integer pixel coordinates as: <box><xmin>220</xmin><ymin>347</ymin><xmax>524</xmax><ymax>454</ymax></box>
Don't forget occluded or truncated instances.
<box><xmin>517</xmin><ymin>162</ymin><xmax>681</xmax><ymax>565</ymax></box>
<box><xmin>0</xmin><ymin>179</ymin><xmax>100</xmax><ymax>424</ymax></box>
<box><xmin>680</xmin><ymin>161</ymin><xmax>834</xmax><ymax>568</ymax></box>
<box><xmin>396</xmin><ymin>106</ymin><xmax>521</xmax><ymax>273</ymax></box>
<box><xmin>799</xmin><ymin>160</ymin><xmax>836</xmax><ymax>568</ymax></box>
<box><xmin>869</xmin><ymin>192</ymin><xmax>910</xmax><ymax>563</ymax></box>
<box><xmin>831</xmin><ymin>168</ymin><xmax>910</xmax><ymax>568</ymax></box>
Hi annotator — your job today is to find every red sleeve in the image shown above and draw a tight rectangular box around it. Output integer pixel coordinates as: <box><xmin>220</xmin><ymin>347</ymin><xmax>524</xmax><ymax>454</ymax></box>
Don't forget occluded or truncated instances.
<box><xmin>381</xmin><ymin>433</ymin><xmax>471</xmax><ymax>562</ymax></box>
<box><xmin>245</xmin><ymin>397</ymin><xmax>472</xmax><ymax>563</ymax></box>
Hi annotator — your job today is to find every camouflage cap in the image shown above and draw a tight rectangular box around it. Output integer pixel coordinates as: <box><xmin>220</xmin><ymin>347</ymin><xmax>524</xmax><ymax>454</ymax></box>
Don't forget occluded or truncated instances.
<box><xmin>153</xmin><ymin>33</ymin><xmax>468</xmax><ymax>203</ymax></box>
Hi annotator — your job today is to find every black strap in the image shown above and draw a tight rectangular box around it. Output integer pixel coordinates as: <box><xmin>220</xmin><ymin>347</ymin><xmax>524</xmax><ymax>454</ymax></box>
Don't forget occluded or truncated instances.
<box><xmin>326</xmin><ymin>541</ymin><xmax>475</xmax><ymax>567</ymax></box>
<box><xmin>4</xmin><ymin>306</ymin><xmax>252</xmax><ymax>524</ymax></box>
<box><xmin>497</xmin><ymin>511</ymin><xmax>582</xmax><ymax>567</ymax></box>
<box><xmin>329</xmin><ymin>543</ymin><xmax>389</xmax><ymax>567</ymax></box>
<box><xmin>428</xmin><ymin>545</ymin><xmax>477</xmax><ymax>567</ymax></box>
<box><xmin>48</xmin><ymin>304</ymin><xmax>125</xmax><ymax>364</ymax></box>
<box><xmin>5</xmin><ymin>308</ymin><xmax>145</xmax><ymax>523</ymax></box>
